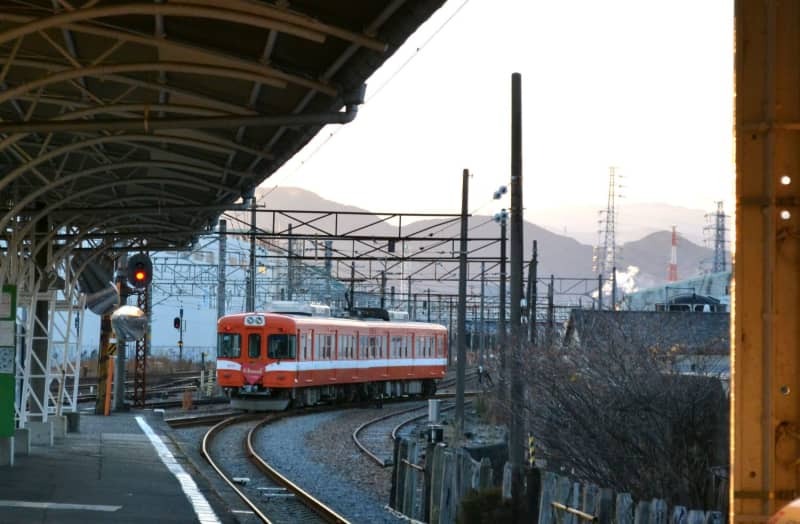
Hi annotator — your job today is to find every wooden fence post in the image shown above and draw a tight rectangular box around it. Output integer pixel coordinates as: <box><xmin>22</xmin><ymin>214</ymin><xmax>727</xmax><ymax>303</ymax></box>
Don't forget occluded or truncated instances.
<box><xmin>389</xmin><ymin>437</ymin><xmax>401</xmax><ymax>509</ymax></box>
<box><xmin>616</xmin><ymin>494</ymin><xmax>634</xmax><ymax>524</ymax></box>
<box><xmin>440</xmin><ymin>450</ymin><xmax>456</xmax><ymax>524</ymax></box>
<box><xmin>687</xmin><ymin>510</ymin><xmax>705</xmax><ymax>524</ymax></box>
<box><xmin>402</xmin><ymin>440</ymin><xmax>417</xmax><ymax>518</ymax></box>
<box><xmin>479</xmin><ymin>457</ymin><xmax>493</xmax><ymax>489</ymax></box>
<box><xmin>555</xmin><ymin>477</ymin><xmax>573</xmax><ymax>524</ymax></box>
<box><xmin>429</xmin><ymin>444</ymin><xmax>445</xmax><ymax>524</ymax></box>
<box><xmin>539</xmin><ymin>471</ymin><xmax>559</xmax><ymax>524</ymax></box>
<box><xmin>598</xmin><ymin>488</ymin><xmax>614</xmax><ymax>524</ymax></box>
<box><xmin>583</xmin><ymin>484</ymin><xmax>599</xmax><ymax>517</ymax></box>
<box><xmin>395</xmin><ymin>439</ymin><xmax>409</xmax><ymax>513</ymax></box>
<box><xmin>503</xmin><ymin>462</ymin><xmax>513</xmax><ymax>500</ymax></box>
<box><xmin>649</xmin><ymin>499</ymin><xmax>667</xmax><ymax>524</ymax></box>
<box><xmin>634</xmin><ymin>500</ymin><xmax>651</xmax><ymax>524</ymax></box>
<box><xmin>423</xmin><ymin>442</ymin><xmax>434</xmax><ymax>524</ymax></box>
<box><xmin>671</xmin><ymin>506</ymin><xmax>688</xmax><ymax>524</ymax></box>
<box><xmin>570</xmin><ymin>482</ymin><xmax>581</xmax><ymax>524</ymax></box>
<box><xmin>527</xmin><ymin>468</ymin><xmax>542</xmax><ymax>524</ymax></box>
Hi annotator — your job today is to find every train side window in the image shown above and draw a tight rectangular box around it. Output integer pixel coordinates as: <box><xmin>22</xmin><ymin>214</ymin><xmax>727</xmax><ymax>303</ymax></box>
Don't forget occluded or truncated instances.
<box><xmin>217</xmin><ymin>333</ymin><xmax>241</xmax><ymax>358</ymax></box>
<box><xmin>341</xmin><ymin>334</ymin><xmax>352</xmax><ymax>359</ymax></box>
<box><xmin>300</xmin><ymin>332</ymin><xmax>308</xmax><ymax>360</ymax></box>
<box><xmin>268</xmin><ymin>334</ymin><xmax>296</xmax><ymax>360</ymax></box>
<box><xmin>248</xmin><ymin>334</ymin><xmax>261</xmax><ymax>358</ymax></box>
<box><xmin>317</xmin><ymin>334</ymin><xmax>332</xmax><ymax>360</ymax></box>
<box><xmin>360</xmin><ymin>335</ymin><xmax>367</xmax><ymax>359</ymax></box>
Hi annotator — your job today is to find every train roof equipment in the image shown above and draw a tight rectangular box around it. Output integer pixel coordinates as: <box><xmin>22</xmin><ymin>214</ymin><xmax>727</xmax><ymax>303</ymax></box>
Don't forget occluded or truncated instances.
<box><xmin>262</xmin><ymin>301</ymin><xmax>331</xmax><ymax>317</ymax></box>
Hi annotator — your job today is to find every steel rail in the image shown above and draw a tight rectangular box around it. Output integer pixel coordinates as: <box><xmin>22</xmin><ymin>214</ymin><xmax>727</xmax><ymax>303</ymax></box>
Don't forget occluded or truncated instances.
<box><xmin>248</xmin><ymin>419</ymin><xmax>351</xmax><ymax>524</ymax></box>
<box><xmin>166</xmin><ymin>411</ymin><xmax>242</xmax><ymax>429</ymax></box>
<box><xmin>351</xmin><ymin>405</ymin><xmax>426</xmax><ymax>467</ymax></box>
<box><xmin>201</xmin><ymin>414</ymin><xmax>274</xmax><ymax>524</ymax></box>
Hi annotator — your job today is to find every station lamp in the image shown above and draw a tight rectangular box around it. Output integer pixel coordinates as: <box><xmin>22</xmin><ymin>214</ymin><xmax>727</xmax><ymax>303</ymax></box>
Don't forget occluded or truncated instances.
<box><xmin>127</xmin><ymin>253</ymin><xmax>153</xmax><ymax>289</ymax></box>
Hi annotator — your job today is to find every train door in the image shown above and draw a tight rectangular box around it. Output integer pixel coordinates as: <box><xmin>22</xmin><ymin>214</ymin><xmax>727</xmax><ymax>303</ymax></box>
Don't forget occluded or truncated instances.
<box><xmin>295</xmin><ymin>329</ymin><xmax>303</xmax><ymax>384</ymax></box>
<box><xmin>243</xmin><ymin>332</ymin><xmax>263</xmax><ymax>386</ymax></box>
<box><xmin>381</xmin><ymin>331</ymin><xmax>390</xmax><ymax>379</ymax></box>
<box><xmin>410</xmin><ymin>332</ymin><xmax>416</xmax><ymax>378</ymax></box>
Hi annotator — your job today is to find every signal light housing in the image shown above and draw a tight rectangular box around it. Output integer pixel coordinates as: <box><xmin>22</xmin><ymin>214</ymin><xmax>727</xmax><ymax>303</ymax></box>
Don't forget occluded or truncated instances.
<box><xmin>127</xmin><ymin>253</ymin><xmax>152</xmax><ymax>289</ymax></box>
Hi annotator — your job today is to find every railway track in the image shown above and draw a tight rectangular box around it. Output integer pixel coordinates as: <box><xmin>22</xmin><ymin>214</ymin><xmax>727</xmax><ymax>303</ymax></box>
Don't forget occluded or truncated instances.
<box><xmin>352</xmin><ymin>400</ymin><xmax>459</xmax><ymax>467</ymax></box>
<box><xmin>202</xmin><ymin>413</ymin><xmax>350</xmax><ymax>524</ymax></box>
<box><xmin>437</xmin><ymin>367</ymin><xmax>478</xmax><ymax>390</ymax></box>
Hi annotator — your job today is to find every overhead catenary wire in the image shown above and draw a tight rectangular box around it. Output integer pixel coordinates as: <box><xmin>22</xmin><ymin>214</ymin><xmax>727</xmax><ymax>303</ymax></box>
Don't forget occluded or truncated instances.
<box><xmin>259</xmin><ymin>0</ymin><xmax>472</xmax><ymax>198</ymax></box>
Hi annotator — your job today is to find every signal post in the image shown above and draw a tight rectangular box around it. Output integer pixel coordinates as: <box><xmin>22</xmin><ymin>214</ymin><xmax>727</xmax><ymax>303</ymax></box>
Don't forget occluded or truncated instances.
<box><xmin>96</xmin><ymin>253</ymin><xmax>152</xmax><ymax>415</ymax></box>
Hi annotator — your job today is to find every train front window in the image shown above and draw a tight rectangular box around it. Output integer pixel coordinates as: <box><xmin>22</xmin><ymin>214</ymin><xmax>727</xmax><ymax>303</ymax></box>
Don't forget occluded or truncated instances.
<box><xmin>268</xmin><ymin>334</ymin><xmax>296</xmax><ymax>359</ymax></box>
<box><xmin>217</xmin><ymin>333</ymin><xmax>241</xmax><ymax>358</ymax></box>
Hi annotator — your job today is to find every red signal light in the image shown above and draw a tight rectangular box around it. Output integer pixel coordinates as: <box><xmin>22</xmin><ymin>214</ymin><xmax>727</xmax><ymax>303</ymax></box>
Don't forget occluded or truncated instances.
<box><xmin>127</xmin><ymin>253</ymin><xmax>152</xmax><ymax>288</ymax></box>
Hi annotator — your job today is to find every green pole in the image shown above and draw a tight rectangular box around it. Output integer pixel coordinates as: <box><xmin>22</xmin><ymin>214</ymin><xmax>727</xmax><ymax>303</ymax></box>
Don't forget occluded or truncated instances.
<box><xmin>0</xmin><ymin>285</ymin><xmax>18</xmax><ymax>437</ymax></box>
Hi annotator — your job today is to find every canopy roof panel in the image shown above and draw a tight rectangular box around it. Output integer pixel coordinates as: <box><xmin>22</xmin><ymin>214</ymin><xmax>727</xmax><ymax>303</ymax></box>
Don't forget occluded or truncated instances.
<box><xmin>0</xmin><ymin>0</ymin><xmax>445</xmax><ymax>251</ymax></box>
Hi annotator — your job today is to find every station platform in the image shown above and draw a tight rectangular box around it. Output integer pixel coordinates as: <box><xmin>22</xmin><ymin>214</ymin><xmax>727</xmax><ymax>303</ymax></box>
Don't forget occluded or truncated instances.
<box><xmin>0</xmin><ymin>409</ymin><xmax>235</xmax><ymax>523</ymax></box>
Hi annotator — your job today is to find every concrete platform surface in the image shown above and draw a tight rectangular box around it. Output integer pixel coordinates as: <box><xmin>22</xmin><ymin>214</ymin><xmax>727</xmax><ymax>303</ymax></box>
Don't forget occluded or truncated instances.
<box><xmin>0</xmin><ymin>410</ymin><xmax>235</xmax><ymax>523</ymax></box>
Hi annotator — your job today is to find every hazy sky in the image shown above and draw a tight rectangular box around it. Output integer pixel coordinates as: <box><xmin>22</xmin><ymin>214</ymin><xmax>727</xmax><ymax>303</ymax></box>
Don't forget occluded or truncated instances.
<box><xmin>264</xmin><ymin>0</ymin><xmax>735</xmax><ymax>223</ymax></box>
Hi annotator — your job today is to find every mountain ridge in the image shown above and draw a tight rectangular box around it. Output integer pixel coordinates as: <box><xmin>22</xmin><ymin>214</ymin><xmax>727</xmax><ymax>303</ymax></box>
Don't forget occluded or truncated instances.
<box><xmin>255</xmin><ymin>186</ymin><xmax>724</xmax><ymax>293</ymax></box>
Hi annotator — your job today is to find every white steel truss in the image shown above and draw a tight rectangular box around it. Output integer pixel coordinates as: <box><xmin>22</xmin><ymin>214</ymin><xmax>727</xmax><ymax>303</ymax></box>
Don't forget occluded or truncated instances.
<box><xmin>14</xmin><ymin>272</ymin><xmax>84</xmax><ymax>428</ymax></box>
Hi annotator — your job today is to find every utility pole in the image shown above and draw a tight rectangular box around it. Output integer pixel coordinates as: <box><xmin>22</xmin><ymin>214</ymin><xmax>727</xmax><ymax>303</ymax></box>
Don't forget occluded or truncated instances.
<box><xmin>528</xmin><ymin>240</ymin><xmax>537</xmax><ymax>345</ymax></box>
<box><xmin>479</xmin><ymin>262</ymin><xmax>485</xmax><ymax>367</ymax></box>
<box><xmin>348</xmin><ymin>261</ymin><xmax>355</xmax><ymax>313</ymax></box>
<box><xmin>427</xmin><ymin>288</ymin><xmax>431</xmax><ymax>322</ymax></box>
<box><xmin>217</xmin><ymin>220</ymin><xmax>226</xmax><ymax>318</ymax></box>
<box><xmin>380</xmin><ymin>271</ymin><xmax>387</xmax><ymax>309</ymax></box>
<box><xmin>247</xmin><ymin>194</ymin><xmax>256</xmax><ymax>312</ymax></box>
<box><xmin>497</xmin><ymin>212</ymin><xmax>507</xmax><ymax>404</ymax></box>
<box><xmin>455</xmin><ymin>168</ymin><xmax>469</xmax><ymax>437</ymax></box>
<box><xmin>113</xmin><ymin>254</ymin><xmax>127</xmax><ymax>412</ymax></box>
<box><xmin>448</xmin><ymin>297</ymin><xmax>454</xmax><ymax>367</ymax></box>
<box><xmin>287</xmin><ymin>224</ymin><xmax>294</xmax><ymax>301</ymax></box>
<box><xmin>178</xmin><ymin>307</ymin><xmax>184</xmax><ymax>361</ymax></box>
<box><xmin>597</xmin><ymin>273</ymin><xmax>603</xmax><ymax>310</ymax></box>
<box><xmin>509</xmin><ymin>72</ymin><xmax>525</xmax><ymax>513</ymax></box>
<box><xmin>407</xmin><ymin>276</ymin><xmax>412</xmax><ymax>317</ymax></box>
<box><xmin>612</xmin><ymin>266</ymin><xmax>618</xmax><ymax>309</ymax></box>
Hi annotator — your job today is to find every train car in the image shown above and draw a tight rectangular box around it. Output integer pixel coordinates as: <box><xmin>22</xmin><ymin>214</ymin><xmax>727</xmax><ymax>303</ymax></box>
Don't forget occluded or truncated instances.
<box><xmin>216</xmin><ymin>312</ymin><xmax>448</xmax><ymax>410</ymax></box>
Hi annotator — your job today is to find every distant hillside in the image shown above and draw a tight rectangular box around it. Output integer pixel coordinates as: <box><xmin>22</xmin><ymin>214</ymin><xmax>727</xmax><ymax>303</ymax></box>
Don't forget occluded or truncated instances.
<box><xmin>534</xmin><ymin>202</ymin><xmax>720</xmax><ymax>246</ymax></box>
<box><xmin>247</xmin><ymin>187</ymin><xmax>719</xmax><ymax>296</ymax></box>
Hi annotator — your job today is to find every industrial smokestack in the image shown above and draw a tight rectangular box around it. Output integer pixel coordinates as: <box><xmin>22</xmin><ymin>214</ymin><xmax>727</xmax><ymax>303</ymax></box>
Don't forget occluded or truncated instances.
<box><xmin>667</xmin><ymin>226</ymin><xmax>678</xmax><ymax>282</ymax></box>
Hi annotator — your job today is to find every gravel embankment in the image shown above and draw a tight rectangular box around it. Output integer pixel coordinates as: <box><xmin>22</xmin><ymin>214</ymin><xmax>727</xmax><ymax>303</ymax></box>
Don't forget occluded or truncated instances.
<box><xmin>253</xmin><ymin>408</ymin><xmax>415</xmax><ymax>524</ymax></box>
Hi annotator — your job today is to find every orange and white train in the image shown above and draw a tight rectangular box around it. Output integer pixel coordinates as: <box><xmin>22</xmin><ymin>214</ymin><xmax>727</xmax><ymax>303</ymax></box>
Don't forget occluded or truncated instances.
<box><xmin>216</xmin><ymin>311</ymin><xmax>448</xmax><ymax>409</ymax></box>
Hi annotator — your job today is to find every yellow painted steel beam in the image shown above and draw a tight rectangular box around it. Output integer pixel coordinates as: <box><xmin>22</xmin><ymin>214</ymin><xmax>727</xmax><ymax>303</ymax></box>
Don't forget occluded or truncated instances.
<box><xmin>734</xmin><ymin>0</ymin><xmax>800</xmax><ymax>520</ymax></box>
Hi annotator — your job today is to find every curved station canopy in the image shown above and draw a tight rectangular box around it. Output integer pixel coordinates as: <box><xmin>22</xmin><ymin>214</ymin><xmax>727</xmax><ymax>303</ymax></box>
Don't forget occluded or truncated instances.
<box><xmin>0</xmin><ymin>0</ymin><xmax>445</xmax><ymax>256</ymax></box>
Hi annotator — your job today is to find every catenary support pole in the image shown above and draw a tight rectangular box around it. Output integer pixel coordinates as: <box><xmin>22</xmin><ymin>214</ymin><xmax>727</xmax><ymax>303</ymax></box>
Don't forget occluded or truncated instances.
<box><xmin>455</xmin><ymin>168</ymin><xmax>469</xmax><ymax>436</ymax></box>
<box><xmin>529</xmin><ymin>240</ymin><xmax>537</xmax><ymax>345</ymax></box>
<box><xmin>217</xmin><ymin>220</ymin><xmax>227</xmax><ymax>318</ymax></box>
<box><xmin>479</xmin><ymin>262</ymin><xmax>485</xmax><ymax>367</ymax></box>
<box><xmin>509</xmin><ymin>72</ymin><xmax>525</xmax><ymax>513</ymax></box>
<box><xmin>113</xmin><ymin>254</ymin><xmax>127</xmax><ymax>412</ymax></box>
